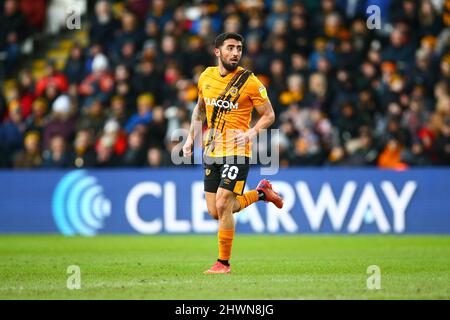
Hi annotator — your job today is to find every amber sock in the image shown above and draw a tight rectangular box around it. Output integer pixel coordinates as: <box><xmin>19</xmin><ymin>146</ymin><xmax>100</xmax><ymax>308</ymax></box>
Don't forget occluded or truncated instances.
<box><xmin>218</xmin><ymin>229</ymin><xmax>234</xmax><ymax>261</ymax></box>
<box><xmin>236</xmin><ymin>190</ymin><xmax>259</xmax><ymax>211</ymax></box>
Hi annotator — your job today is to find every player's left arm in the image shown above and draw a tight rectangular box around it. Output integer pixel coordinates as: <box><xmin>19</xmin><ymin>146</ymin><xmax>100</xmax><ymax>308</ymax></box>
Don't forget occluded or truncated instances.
<box><xmin>235</xmin><ymin>74</ymin><xmax>275</xmax><ymax>144</ymax></box>
<box><xmin>236</xmin><ymin>100</ymin><xmax>275</xmax><ymax>145</ymax></box>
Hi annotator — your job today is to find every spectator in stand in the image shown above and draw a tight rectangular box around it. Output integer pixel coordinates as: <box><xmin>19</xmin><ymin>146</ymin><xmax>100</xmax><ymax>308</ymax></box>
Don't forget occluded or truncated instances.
<box><xmin>279</xmin><ymin>74</ymin><xmax>305</xmax><ymax>108</ymax></box>
<box><xmin>418</xmin><ymin>0</ymin><xmax>444</xmax><ymax>37</ymax></box>
<box><xmin>146</xmin><ymin>106</ymin><xmax>167</xmax><ymax>149</ymax></box>
<box><xmin>113</xmin><ymin>11</ymin><xmax>145</xmax><ymax>58</ymax></box>
<box><xmin>377</xmin><ymin>137</ymin><xmax>408</xmax><ymax>169</ymax></box>
<box><xmin>95</xmin><ymin>133</ymin><xmax>121</xmax><ymax>167</ymax></box>
<box><xmin>122</xmin><ymin>129</ymin><xmax>146</xmax><ymax>167</ymax></box>
<box><xmin>64</xmin><ymin>44</ymin><xmax>87</xmax><ymax>85</ymax></box>
<box><xmin>337</xmin><ymin>101</ymin><xmax>362</xmax><ymax>144</ymax></box>
<box><xmin>146</xmin><ymin>147</ymin><xmax>166</xmax><ymax>167</ymax></box>
<box><xmin>433</xmin><ymin>117</ymin><xmax>450</xmax><ymax>165</ymax></box>
<box><xmin>25</xmin><ymin>97</ymin><xmax>49</xmax><ymax>135</ymax></box>
<box><xmin>382</xmin><ymin>27</ymin><xmax>416</xmax><ymax>68</ymax></box>
<box><xmin>41</xmin><ymin>79</ymin><xmax>62</xmax><ymax>107</ymax></box>
<box><xmin>13</xmin><ymin>131</ymin><xmax>42</xmax><ymax>168</ymax></box>
<box><xmin>267</xmin><ymin>59</ymin><xmax>287</xmax><ymax>111</ymax></box>
<box><xmin>79</xmin><ymin>53</ymin><xmax>114</xmax><ymax>103</ymax></box>
<box><xmin>344</xmin><ymin>127</ymin><xmax>379</xmax><ymax>166</ymax></box>
<box><xmin>288</xmin><ymin>10</ymin><xmax>311</xmax><ymax>56</ymax></box>
<box><xmin>309</xmin><ymin>37</ymin><xmax>336</xmax><ymax>72</ymax></box>
<box><xmin>42</xmin><ymin>135</ymin><xmax>71</xmax><ymax>168</ymax></box>
<box><xmin>290</xmin><ymin>126</ymin><xmax>324</xmax><ymax>166</ymax></box>
<box><xmin>107</xmin><ymin>95</ymin><xmax>129</xmax><ymax>128</ymax></box>
<box><xmin>125</xmin><ymin>93</ymin><xmax>154</xmax><ymax>133</ymax></box>
<box><xmin>244</xmin><ymin>33</ymin><xmax>270</xmax><ymax>75</ymax></box>
<box><xmin>96</xmin><ymin>119</ymin><xmax>127</xmax><ymax>158</ymax></box>
<box><xmin>401</xmin><ymin>138</ymin><xmax>433</xmax><ymax>166</ymax></box>
<box><xmin>3</xmin><ymin>81</ymin><xmax>30</xmax><ymax>121</ymax></box>
<box><xmin>0</xmin><ymin>0</ymin><xmax>28</xmax><ymax>76</ymax></box>
<box><xmin>112</xmin><ymin>40</ymin><xmax>139</xmax><ymax>70</ymax></box>
<box><xmin>72</xmin><ymin>129</ymin><xmax>96</xmax><ymax>168</ymax></box>
<box><xmin>17</xmin><ymin>69</ymin><xmax>35</xmax><ymax>118</ymax></box>
<box><xmin>0</xmin><ymin>100</ymin><xmax>26</xmax><ymax>165</ymax></box>
<box><xmin>132</xmin><ymin>57</ymin><xmax>163</xmax><ymax>104</ymax></box>
<box><xmin>143</xmin><ymin>17</ymin><xmax>161</xmax><ymax>44</ymax></box>
<box><xmin>182</xmin><ymin>36</ymin><xmax>212</xmax><ymax>78</ymax></box>
<box><xmin>160</xmin><ymin>34</ymin><xmax>184</xmax><ymax>71</ymax></box>
<box><xmin>89</xmin><ymin>0</ymin><xmax>120</xmax><ymax>52</ymax></box>
<box><xmin>35</xmin><ymin>62</ymin><xmax>69</xmax><ymax>97</ymax></box>
<box><xmin>303</xmin><ymin>72</ymin><xmax>331</xmax><ymax>114</ymax></box>
<box><xmin>146</xmin><ymin>0</ymin><xmax>174</xmax><ymax>31</ymax></box>
<box><xmin>42</xmin><ymin>95</ymin><xmax>76</xmax><ymax>151</ymax></box>
<box><xmin>77</xmin><ymin>99</ymin><xmax>107</xmax><ymax>136</ymax></box>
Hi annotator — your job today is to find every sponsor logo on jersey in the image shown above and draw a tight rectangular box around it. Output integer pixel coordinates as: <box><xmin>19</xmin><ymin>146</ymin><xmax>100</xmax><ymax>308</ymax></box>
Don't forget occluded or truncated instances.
<box><xmin>229</xmin><ymin>86</ymin><xmax>239</xmax><ymax>97</ymax></box>
<box><xmin>259</xmin><ymin>86</ymin><xmax>268</xmax><ymax>100</ymax></box>
<box><xmin>204</xmin><ymin>97</ymin><xmax>239</xmax><ymax>110</ymax></box>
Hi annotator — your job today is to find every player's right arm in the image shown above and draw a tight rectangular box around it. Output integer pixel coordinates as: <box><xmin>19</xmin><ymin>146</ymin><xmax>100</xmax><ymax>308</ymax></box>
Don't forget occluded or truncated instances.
<box><xmin>182</xmin><ymin>96</ymin><xmax>206</xmax><ymax>157</ymax></box>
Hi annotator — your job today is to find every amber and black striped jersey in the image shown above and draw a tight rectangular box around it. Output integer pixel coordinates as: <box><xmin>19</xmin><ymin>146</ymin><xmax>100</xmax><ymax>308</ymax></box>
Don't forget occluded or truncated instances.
<box><xmin>198</xmin><ymin>66</ymin><xmax>269</xmax><ymax>158</ymax></box>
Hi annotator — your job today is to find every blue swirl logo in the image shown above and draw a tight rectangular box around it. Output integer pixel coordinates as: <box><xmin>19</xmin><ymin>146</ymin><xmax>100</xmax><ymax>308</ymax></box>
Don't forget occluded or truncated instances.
<box><xmin>52</xmin><ymin>170</ymin><xmax>111</xmax><ymax>236</ymax></box>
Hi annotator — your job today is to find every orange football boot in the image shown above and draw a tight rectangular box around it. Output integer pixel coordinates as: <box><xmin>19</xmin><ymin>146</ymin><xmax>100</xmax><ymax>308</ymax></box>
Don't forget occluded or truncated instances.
<box><xmin>203</xmin><ymin>261</ymin><xmax>231</xmax><ymax>275</ymax></box>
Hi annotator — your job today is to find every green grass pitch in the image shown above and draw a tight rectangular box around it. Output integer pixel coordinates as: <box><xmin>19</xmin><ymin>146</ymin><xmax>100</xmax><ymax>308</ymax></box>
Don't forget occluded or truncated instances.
<box><xmin>0</xmin><ymin>235</ymin><xmax>449</xmax><ymax>299</ymax></box>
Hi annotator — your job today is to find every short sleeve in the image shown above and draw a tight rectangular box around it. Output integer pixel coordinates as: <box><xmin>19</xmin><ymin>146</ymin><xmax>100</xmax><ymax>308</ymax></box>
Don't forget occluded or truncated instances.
<box><xmin>247</xmin><ymin>74</ymin><xmax>269</xmax><ymax>107</ymax></box>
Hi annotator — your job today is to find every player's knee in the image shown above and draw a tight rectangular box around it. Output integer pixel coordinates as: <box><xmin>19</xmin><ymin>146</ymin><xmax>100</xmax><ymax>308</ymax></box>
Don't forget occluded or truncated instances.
<box><xmin>216</xmin><ymin>198</ymin><xmax>231</xmax><ymax>216</ymax></box>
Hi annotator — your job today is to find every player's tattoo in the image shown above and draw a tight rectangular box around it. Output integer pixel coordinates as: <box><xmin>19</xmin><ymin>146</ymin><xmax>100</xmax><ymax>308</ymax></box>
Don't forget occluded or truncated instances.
<box><xmin>188</xmin><ymin>98</ymin><xmax>206</xmax><ymax>139</ymax></box>
<box><xmin>193</xmin><ymin>102</ymin><xmax>206</xmax><ymax>122</ymax></box>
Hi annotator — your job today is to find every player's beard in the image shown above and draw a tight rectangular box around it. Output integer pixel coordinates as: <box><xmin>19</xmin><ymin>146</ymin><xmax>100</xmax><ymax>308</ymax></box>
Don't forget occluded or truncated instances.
<box><xmin>220</xmin><ymin>55</ymin><xmax>239</xmax><ymax>72</ymax></box>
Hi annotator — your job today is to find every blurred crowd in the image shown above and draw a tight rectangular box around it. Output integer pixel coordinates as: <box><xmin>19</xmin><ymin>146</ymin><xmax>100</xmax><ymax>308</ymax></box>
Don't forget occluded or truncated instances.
<box><xmin>0</xmin><ymin>0</ymin><xmax>48</xmax><ymax>76</ymax></box>
<box><xmin>0</xmin><ymin>0</ymin><xmax>449</xmax><ymax>169</ymax></box>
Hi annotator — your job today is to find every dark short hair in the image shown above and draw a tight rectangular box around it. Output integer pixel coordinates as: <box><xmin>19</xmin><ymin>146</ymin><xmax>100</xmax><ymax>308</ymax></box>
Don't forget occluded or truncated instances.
<box><xmin>214</xmin><ymin>32</ymin><xmax>244</xmax><ymax>48</ymax></box>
